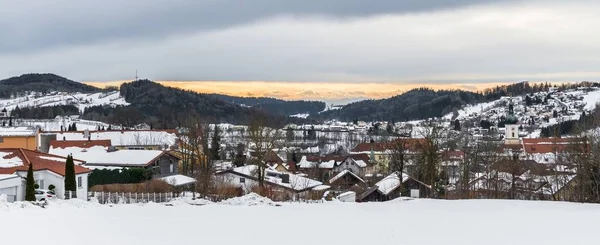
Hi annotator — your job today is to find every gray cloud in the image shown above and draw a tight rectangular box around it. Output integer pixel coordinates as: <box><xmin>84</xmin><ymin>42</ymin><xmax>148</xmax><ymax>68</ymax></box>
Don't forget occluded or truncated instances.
<box><xmin>0</xmin><ymin>0</ymin><xmax>512</xmax><ymax>54</ymax></box>
<box><xmin>1</xmin><ymin>0</ymin><xmax>600</xmax><ymax>84</ymax></box>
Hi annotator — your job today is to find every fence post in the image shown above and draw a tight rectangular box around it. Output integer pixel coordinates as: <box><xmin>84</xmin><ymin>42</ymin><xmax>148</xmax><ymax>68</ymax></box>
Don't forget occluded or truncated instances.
<box><xmin>153</xmin><ymin>192</ymin><xmax>156</xmax><ymax>203</ymax></box>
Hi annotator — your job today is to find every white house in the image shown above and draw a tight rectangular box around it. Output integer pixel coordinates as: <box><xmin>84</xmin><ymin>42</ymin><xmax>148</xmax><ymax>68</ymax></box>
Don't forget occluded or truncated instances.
<box><xmin>0</xmin><ymin>148</ymin><xmax>92</xmax><ymax>201</ymax></box>
<box><xmin>0</xmin><ymin>174</ymin><xmax>22</xmax><ymax>202</ymax></box>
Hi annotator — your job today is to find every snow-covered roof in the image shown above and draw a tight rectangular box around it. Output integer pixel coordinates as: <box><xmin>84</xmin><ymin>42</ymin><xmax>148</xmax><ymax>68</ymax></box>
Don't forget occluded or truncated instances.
<box><xmin>0</xmin><ymin>127</ymin><xmax>37</xmax><ymax>137</ymax></box>
<box><xmin>224</xmin><ymin>165</ymin><xmax>322</xmax><ymax>191</ymax></box>
<box><xmin>0</xmin><ymin>174</ymin><xmax>19</xmax><ymax>181</ymax></box>
<box><xmin>53</xmin><ymin>130</ymin><xmax>178</xmax><ymax>147</ymax></box>
<box><xmin>376</xmin><ymin>172</ymin><xmax>410</xmax><ymax>195</ymax></box>
<box><xmin>0</xmin><ymin>152</ymin><xmax>23</xmax><ymax>168</ymax></box>
<box><xmin>49</xmin><ymin>145</ymin><xmax>171</xmax><ymax>167</ymax></box>
<box><xmin>160</xmin><ymin>174</ymin><xmax>197</xmax><ymax>187</ymax></box>
<box><xmin>329</xmin><ymin>169</ymin><xmax>365</xmax><ymax>184</ymax></box>
<box><xmin>297</xmin><ymin>156</ymin><xmax>335</xmax><ymax>169</ymax></box>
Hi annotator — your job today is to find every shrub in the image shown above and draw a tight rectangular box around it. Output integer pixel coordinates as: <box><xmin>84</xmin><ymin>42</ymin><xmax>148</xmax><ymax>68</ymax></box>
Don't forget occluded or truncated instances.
<box><xmin>48</xmin><ymin>184</ymin><xmax>56</xmax><ymax>191</ymax></box>
<box><xmin>90</xmin><ymin>179</ymin><xmax>172</xmax><ymax>193</ymax></box>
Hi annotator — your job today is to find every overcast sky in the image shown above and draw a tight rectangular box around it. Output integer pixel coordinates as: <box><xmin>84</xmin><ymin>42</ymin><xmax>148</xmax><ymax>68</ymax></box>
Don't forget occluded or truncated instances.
<box><xmin>1</xmin><ymin>0</ymin><xmax>600</xmax><ymax>90</ymax></box>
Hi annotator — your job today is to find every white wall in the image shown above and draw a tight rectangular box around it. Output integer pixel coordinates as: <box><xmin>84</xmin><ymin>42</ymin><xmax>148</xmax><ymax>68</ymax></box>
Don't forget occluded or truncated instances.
<box><xmin>16</xmin><ymin>170</ymin><xmax>88</xmax><ymax>201</ymax></box>
<box><xmin>75</xmin><ymin>173</ymin><xmax>89</xmax><ymax>200</ymax></box>
<box><xmin>218</xmin><ymin>173</ymin><xmax>257</xmax><ymax>194</ymax></box>
<box><xmin>0</xmin><ymin>176</ymin><xmax>22</xmax><ymax>202</ymax></box>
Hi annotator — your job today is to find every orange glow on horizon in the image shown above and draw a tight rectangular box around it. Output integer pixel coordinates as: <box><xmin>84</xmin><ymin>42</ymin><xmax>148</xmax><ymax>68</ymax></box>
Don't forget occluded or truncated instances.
<box><xmin>84</xmin><ymin>80</ymin><xmax>520</xmax><ymax>102</ymax></box>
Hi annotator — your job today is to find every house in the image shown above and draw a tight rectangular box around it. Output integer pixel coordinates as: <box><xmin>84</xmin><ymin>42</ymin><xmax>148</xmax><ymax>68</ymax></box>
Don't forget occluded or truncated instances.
<box><xmin>0</xmin><ymin>148</ymin><xmax>92</xmax><ymax>201</ymax></box>
<box><xmin>333</xmin><ymin>154</ymin><xmax>372</xmax><ymax>175</ymax></box>
<box><xmin>216</xmin><ymin>165</ymin><xmax>326</xmax><ymax>201</ymax></box>
<box><xmin>48</xmin><ymin>144</ymin><xmax>180</xmax><ymax>177</ymax></box>
<box><xmin>0</xmin><ymin>174</ymin><xmax>21</xmax><ymax>202</ymax></box>
<box><xmin>50</xmin><ymin>129</ymin><xmax>179</xmax><ymax>150</ymax></box>
<box><xmin>0</xmin><ymin>127</ymin><xmax>40</xmax><ymax>150</ymax></box>
<box><xmin>328</xmin><ymin>169</ymin><xmax>366</xmax><ymax>193</ymax></box>
<box><xmin>441</xmin><ymin>150</ymin><xmax>465</xmax><ymax>185</ymax></box>
<box><xmin>357</xmin><ymin>172</ymin><xmax>431</xmax><ymax>202</ymax></box>
<box><xmin>466</xmin><ymin>159</ymin><xmax>575</xmax><ymax>200</ymax></box>
<box><xmin>349</xmin><ymin>138</ymin><xmax>426</xmax><ymax>169</ymax></box>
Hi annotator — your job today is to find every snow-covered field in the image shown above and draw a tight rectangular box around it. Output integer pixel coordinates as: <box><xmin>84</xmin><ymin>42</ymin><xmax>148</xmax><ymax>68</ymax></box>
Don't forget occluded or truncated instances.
<box><xmin>2</xmin><ymin>197</ymin><xmax>599</xmax><ymax>245</ymax></box>
<box><xmin>0</xmin><ymin>91</ymin><xmax>128</xmax><ymax>112</ymax></box>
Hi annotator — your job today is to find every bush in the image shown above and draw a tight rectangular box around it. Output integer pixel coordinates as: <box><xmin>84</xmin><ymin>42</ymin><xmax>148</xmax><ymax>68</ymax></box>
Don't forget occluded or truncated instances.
<box><xmin>48</xmin><ymin>184</ymin><xmax>56</xmax><ymax>191</ymax></box>
<box><xmin>88</xmin><ymin>168</ymin><xmax>152</xmax><ymax>187</ymax></box>
<box><xmin>90</xmin><ymin>179</ymin><xmax>172</xmax><ymax>193</ymax></box>
<box><xmin>211</xmin><ymin>185</ymin><xmax>243</xmax><ymax>201</ymax></box>
<box><xmin>34</xmin><ymin>184</ymin><xmax>39</xmax><ymax>189</ymax></box>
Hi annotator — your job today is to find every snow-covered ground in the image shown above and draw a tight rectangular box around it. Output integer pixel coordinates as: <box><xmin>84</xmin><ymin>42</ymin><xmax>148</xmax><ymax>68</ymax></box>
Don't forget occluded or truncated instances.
<box><xmin>0</xmin><ymin>91</ymin><xmax>128</xmax><ymax>112</ymax></box>
<box><xmin>289</xmin><ymin>113</ymin><xmax>310</xmax><ymax>119</ymax></box>
<box><xmin>2</xmin><ymin>197</ymin><xmax>599</xmax><ymax>245</ymax></box>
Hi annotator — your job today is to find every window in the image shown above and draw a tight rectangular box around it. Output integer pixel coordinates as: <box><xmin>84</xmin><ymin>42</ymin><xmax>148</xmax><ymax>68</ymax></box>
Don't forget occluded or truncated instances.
<box><xmin>169</xmin><ymin>164</ymin><xmax>174</xmax><ymax>173</ymax></box>
<box><xmin>512</xmin><ymin>132</ymin><xmax>515</xmax><ymax>138</ymax></box>
<box><xmin>240</xmin><ymin>178</ymin><xmax>245</xmax><ymax>183</ymax></box>
<box><xmin>36</xmin><ymin>180</ymin><xmax>44</xmax><ymax>189</ymax></box>
<box><xmin>77</xmin><ymin>176</ymin><xmax>82</xmax><ymax>188</ymax></box>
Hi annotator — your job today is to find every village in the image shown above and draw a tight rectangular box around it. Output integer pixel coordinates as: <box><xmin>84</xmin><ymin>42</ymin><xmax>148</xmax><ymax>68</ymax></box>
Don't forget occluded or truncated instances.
<box><xmin>0</xmin><ymin>86</ymin><xmax>598</xmax><ymax>204</ymax></box>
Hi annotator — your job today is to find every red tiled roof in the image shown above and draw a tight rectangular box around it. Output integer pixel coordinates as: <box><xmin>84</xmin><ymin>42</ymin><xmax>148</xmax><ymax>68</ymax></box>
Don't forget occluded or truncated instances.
<box><xmin>49</xmin><ymin>139</ymin><xmax>112</xmax><ymax>149</ymax></box>
<box><xmin>442</xmin><ymin>150</ymin><xmax>464</xmax><ymax>160</ymax></box>
<box><xmin>249</xmin><ymin>151</ymin><xmax>284</xmax><ymax>163</ymax></box>
<box><xmin>0</xmin><ymin>148</ymin><xmax>91</xmax><ymax>176</ymax></box>
<box><xmin>522</xmin><ymin>138</ymin><xmax>587</xmax><ymax>154</ymax></box>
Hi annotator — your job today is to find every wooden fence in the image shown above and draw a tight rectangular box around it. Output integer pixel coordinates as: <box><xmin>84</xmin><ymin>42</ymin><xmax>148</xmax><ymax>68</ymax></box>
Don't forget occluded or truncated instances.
<box><xmin>89</xmin><ymin>192</ymin><xmax>178</xmax><ymax>204</ymax></box>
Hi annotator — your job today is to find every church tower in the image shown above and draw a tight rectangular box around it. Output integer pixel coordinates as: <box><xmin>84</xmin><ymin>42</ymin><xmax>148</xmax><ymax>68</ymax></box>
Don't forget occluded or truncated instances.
<box><xmin>504</xmin><ymin>102</ymin><xmax>520</xmax><ymax>145</ymax></box>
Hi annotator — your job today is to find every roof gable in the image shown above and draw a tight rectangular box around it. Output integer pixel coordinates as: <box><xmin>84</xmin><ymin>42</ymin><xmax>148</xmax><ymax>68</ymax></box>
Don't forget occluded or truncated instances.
<box><xmin>0</xmin><ymin>148</ymin><xmax>91</xmax><ymax>176</ymax></box>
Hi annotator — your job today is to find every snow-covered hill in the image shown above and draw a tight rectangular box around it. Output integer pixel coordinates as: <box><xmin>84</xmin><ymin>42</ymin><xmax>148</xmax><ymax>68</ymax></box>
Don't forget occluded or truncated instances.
<box><xmin>445</xmin><ymin>87</ymin><xmax>600</xmax><ymax>128</ymax></box>
<box><xmin>0</xmin><ymin>91</ymin><xmax>129</xmax><ymax>112</ymax></box>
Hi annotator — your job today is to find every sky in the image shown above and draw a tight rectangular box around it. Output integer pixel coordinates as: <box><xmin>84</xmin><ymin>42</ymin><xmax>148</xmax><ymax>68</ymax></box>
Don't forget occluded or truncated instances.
<box><xmin>1</xmin><ymin>0</ymin><xmax>600</xmax><ymax>103</ymax></box>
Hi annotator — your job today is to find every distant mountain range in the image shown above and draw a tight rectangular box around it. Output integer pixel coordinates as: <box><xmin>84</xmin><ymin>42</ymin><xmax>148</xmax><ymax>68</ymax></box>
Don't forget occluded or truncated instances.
<box><xmin>0</xmin><ymin>74</ymin><xmax>321</xmax><ymax>127</ymax></box>
<box><xmin>2</xmin><ymin>73</ymin><xmax>591</xmax><ymax>126</ymax></box>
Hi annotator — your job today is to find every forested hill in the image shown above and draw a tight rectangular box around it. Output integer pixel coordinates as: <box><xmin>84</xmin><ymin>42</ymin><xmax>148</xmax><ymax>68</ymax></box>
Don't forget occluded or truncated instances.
<box><xmin>207</xmin><ymin>94</ymin><xmax>325</xmax><ymax>116</ymax></box>
<box><xmin>0</xmin><ymin>73</ymin><xmax>100</xmax><ymax>98</ymax></box>
<box><xmin>314</xmin><ymin>88</ymin><xmax>484</xmax><ymax>121</ymax></box>
<box><xmin>313</xmin><ymin>81</ymin><xmax>573</xmax><ymax>122</ymax></box>
<box><xmin>118</xmin><ymin>80</ymin><xmax>305</xmax><ymax>128</ymax></box>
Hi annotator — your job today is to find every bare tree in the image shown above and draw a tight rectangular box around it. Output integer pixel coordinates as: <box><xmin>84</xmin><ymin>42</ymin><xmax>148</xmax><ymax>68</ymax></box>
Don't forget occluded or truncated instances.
<box><xmin>247</xmin><ymin>113</ymin><xmax>281</xmax><ymax>191</ymax></box>
<box><xmin>414</xmin><ymin>124</ymin><xmax>443</xmax><ymax>198</ymax></box>
<box><xmin>179</xmin><ymin>118</ymin><xmax>212</xmax><ymax>199</ymax></box>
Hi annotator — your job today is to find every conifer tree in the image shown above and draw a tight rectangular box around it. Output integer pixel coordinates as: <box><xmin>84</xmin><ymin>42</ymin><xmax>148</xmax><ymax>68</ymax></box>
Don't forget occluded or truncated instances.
<box><xmin>454</xmin><ymin>119</ymin><xmax>461</xmax><ymax>131</ymax></box>
<box><xmin>210</xmin><ymin>126</ymin><xmax>221</xmax><ymax>160</ymax></box>
<box><xmin>25</xmin><ymin>163</ymin><xmax>36</xmax><ymax>201</ymax></box>
<box><xmin>64</xmin><ymin>155</ymin><xmax>76</xmax><ymax>196</ymax></box>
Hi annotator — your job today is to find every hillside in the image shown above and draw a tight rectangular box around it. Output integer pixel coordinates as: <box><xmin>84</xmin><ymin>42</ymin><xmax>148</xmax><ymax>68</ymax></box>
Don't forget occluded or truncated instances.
<box><xmin>0</xmin><ymin>73</ymin><xmax>100</xmax><ymax>98</ymax></box>
<box><xmin>314</xmin><ymin>82</ymin><xmax>581</xmax><ymax>122</ymax></box>
<box><xmin>314</xmin><ymin>88</ymin><xmax>485</xmax><ymax>121</ymax></box>
<box><xmin>207</xmin><ymin>94</ymin><xmax>325</xmax><ymax>116</ymax></box>
<box><xmin>118</xmin><ymin>80</ymin><xmax>303</xmax><ymax>128</ymax></box>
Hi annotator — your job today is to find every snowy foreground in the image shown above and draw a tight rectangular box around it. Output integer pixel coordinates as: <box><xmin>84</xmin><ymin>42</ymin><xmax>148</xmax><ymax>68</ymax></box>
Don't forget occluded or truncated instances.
<box><xmin>2</xmin><ymin>195</ymin><xmax>600</xmax><ymax>245</ymax></box>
